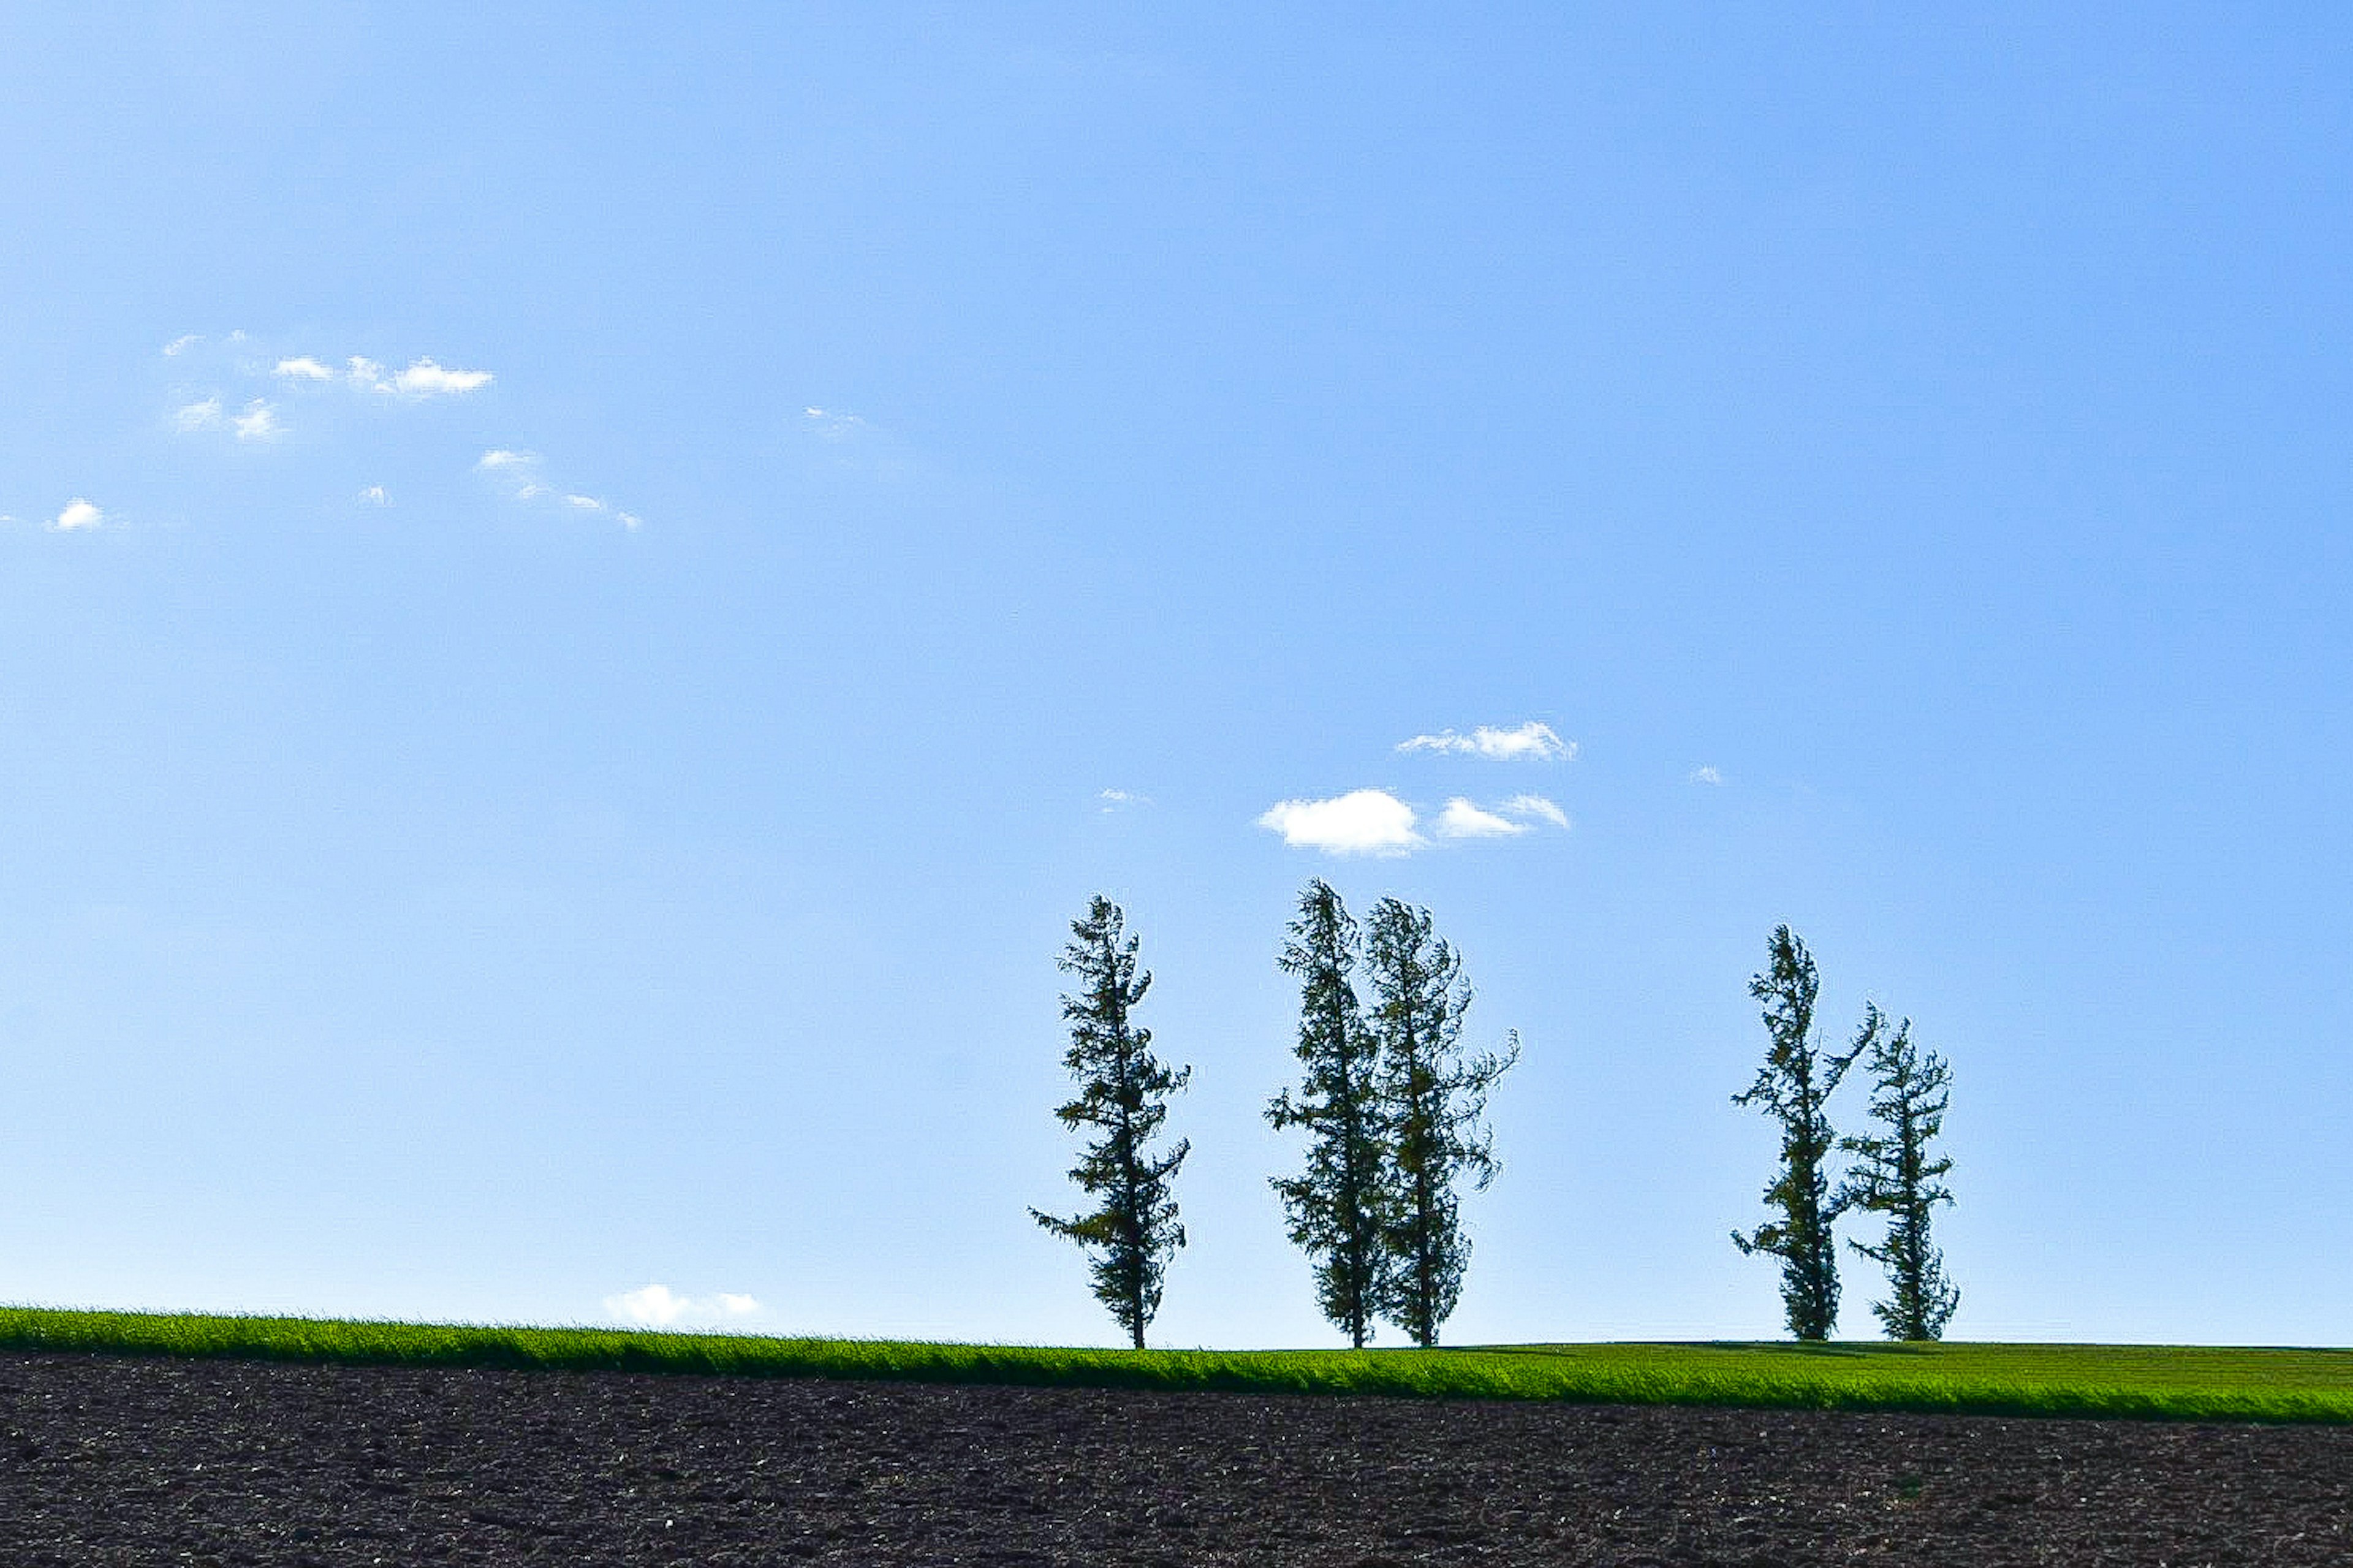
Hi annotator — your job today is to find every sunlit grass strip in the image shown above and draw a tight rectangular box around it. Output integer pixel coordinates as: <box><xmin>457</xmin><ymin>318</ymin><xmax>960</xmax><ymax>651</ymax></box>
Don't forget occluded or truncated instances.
<box><xmin>2</xmin><ymin>1307</ymin><xmax>2348</xmax><ymax>1423</ymax></box>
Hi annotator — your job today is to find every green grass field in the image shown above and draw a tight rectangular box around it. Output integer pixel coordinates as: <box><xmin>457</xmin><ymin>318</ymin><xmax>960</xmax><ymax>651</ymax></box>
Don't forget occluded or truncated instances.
<box><xmin>3</xmin><ymin>1306</ymin><xmax>2347</xmax><ymax>1423</ymax></box>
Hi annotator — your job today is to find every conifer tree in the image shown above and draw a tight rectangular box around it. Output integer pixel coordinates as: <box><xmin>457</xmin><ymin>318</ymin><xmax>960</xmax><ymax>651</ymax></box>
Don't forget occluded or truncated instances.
<box><xmin>1362</xmin><ymin>896</ymin><xmax>1518</xmax><ymax>1348</ymax></box>
<box><xmin>1266</xmin><ymin>879</ymin><xmax>1392</xmax><ymax>1347</ymax></box>
<box><xmin>1731</xmin><ymin>925</ymin><xmax>1869</xmax><ymax>1341</ymax></box>
<box><xmin>1030</xmin><ymin>895</ymin><xmax>1191</xmax><ymax>1349</ymax></box>
<box><xmin>1835</xmin><ymin>1008</ymin><xmax>1960</xmax><ymax>1341</ymax></box>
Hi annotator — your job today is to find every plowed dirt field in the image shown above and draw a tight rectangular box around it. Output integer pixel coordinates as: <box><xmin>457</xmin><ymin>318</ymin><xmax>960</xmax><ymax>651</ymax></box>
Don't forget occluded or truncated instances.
<box><xmin>2</xmin><ymin>1351</ymin><xmax>2345</xmax><ymax>1564</ymax></box>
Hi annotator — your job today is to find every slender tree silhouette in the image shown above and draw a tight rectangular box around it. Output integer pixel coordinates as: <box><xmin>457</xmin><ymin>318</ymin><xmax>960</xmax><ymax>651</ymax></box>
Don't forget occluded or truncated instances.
<box><xmin>1031</xmin><ymin>895</ymin><xmax>1191</xmax><ymax>1349</ymax></box>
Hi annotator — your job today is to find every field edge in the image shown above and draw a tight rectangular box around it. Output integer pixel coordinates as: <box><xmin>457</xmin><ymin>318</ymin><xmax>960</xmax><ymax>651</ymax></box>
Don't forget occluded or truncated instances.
<box><xmin>2</xmin><ymin>1306</ymin><xmax>2347</xmax><ymax>1425</ymax></box>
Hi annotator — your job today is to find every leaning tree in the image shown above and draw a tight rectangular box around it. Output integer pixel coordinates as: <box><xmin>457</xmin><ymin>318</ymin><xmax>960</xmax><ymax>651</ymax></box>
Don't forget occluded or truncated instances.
<box><xmin>1030</xmin><ymin>895</ymin><xmax>1192</xmax><ymax>1349</ymax></box>
<box><xmin>1730</xmin><ymin>925</ymin><xmax>1870</xmax><ymax>1341</ymax></box>
<box><xmin>1266</xmin><ymin>879</ymin><xmax>1393</xmax><ymax>1347</ymax></box>
<box><xmin>1836</xmin><ymin>1009</ymin><xmax>1960</xmax><ymax>1341</ymax></box>
<box><xmin>1362</xmin><ymin>896</ymin><xmax>1518</xmax><ymax>1349</ymax></box>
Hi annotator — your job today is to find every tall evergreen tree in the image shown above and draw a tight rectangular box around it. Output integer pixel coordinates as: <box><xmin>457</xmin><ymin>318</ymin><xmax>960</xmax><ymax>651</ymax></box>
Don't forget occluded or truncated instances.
<box><xmin>1362</xmin><ymin>896</ymin><xmax>1518</xmax><ymax>1348</ymax></box>
<box><xmin>1265</xmin><ymin>879</ymin><xmax>1391</xmax><ymax>1347</ymax></box>
<box><xmin>1835</xmin><ymin>1008</ymin><xmax>1960</xmax><ymax>1341</ymax></box>
<box><xmin>1730</xmin><ymin>925</ymin><xmax>1869</xmax><ymax>1341</ymax></box>
<box><xmin>1029</xmin><ymin>895</ymin><xmax>1192</xmax><ymax>1349</ymax></box>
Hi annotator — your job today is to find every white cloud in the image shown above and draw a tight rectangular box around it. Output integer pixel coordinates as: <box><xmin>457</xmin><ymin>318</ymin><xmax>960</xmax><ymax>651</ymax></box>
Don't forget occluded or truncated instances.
<box><xmin>51</xmin><ymin>499</ymin><xmax>104</xmax><ymax>531</ymax></box>
<box><xmin>604</xmin><ymin>1284</ymin><xmax>762</xmax><ymax>1328</ymax></box>
<box><xmin>174</xmin><ymin>397</ymin><xmax>224</xmax><ymax>432</ymax></box>
<box><xmin>274</xmin><ymin>355</ymin><xmax>334</xmax><ymax>381</ymax></box>
<box><xmin>359</xmin><ymin>485</ymin><xmax>388</xmax><ymax>506</ymax></box>
<box><xmin>1098</xmin><ymin>788</ymin><xmax>1151</xmax><ymax>812</ymax></box>
<box><xmin>1258</xmin><ymin>789</ymin><xmax>1423</xmax><ymax>857</ymax></box>
<box><xmin>1397</xmin><ymin>721</ymin><xmax>1574</xmax><ymax>762</ymax></box>
<box><xmin>393</xmin><ymin>358</ymin><xmax>493</xmax><ymax>396</ymax></box>
<box><xmin>162</xmin><ymin>334</ymin><xmax>200</xmax><ymax>357</ymax></box>
<box><xmin>476</xmin><ymin>449</ymin><xmax>638</xmax><ymax>527</ymax></box>
<box><xmin>1435</xmin><ymin>798</ymin><xmax>1528</xmax><ymax>839</ymax></box>
<box><xmin>176</xmin><ymin>396</ymin><xmax>281</xmax><ymax>440</ymax></box>
<box><xmin>1502</xmin><ymin>793</ymin><xmax>1571</xmax><ymax>828</ymax></box>
<box><xmin>1690</xmin><ymin>765</ymin><xmax>1724</xmax><ymax>786</ymax></box>
<box><xmin>802</xmin><ymin>405</ymin><xmax>870</xmax><ymax>441</ymax></box>
<box><xmin>606</xmin><ymin>1284</ymin><xmax>689</xmax><ymax>1325</ymax></box>
<box><xmin>347</xmin><ymin>355</ymin><xmax>493</xmax><ymax>396</ymax></box>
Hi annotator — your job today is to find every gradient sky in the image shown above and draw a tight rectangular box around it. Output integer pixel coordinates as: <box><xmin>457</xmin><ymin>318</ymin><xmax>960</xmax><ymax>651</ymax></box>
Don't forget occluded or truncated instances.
<box><xmin>3</xmin><ymin>5</ymin><xmax>2347</xmax><ymax>1349</ymax></box>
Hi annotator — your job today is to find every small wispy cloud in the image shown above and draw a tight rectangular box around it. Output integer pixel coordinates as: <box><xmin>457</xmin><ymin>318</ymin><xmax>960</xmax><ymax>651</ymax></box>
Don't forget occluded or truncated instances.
<box><xmin>359</xmin><ymin>485</ymin><xmax>388</xmax><ymax>507</ymax></box>
<box><xmin>801</xmin><ymin>406</ymin><xmax>870</xmax><ymax>441</ymax></box>
<box><xmin>1690</xmin><ymin>765</ymin><xmax>1724</xmax><ymax>786</ymax></box>
<box><xmin>604</xmin><ymin>1284</ymin><xmax>762</xmax><ymax>1328</ymax></box>
<box><xmin>800</xmin><ymin>404</ymin><xmax>889</xmax><ymax>449</ymax></box>
<box><xmin>162</xmin><ymin>333</ymin><xmax>200</xmax><ymax>357</ymax></box>
<box><xmin>1435</xmin><ymin>798</ymin><xmax>1528</xmax><ymax>839</ymax></box>
<box><xmin>51</xmin><ymin>499</ymin><xmax>104</xmax><ymax>531</ymax></box>
<box><xmin>795</xmin><ymin>403</ymin><xmax>919</xmax><ymax>483</ymax></box>
<box><xmin>1258</xmin><ymin>789</ymin><xmax>1423</xmax><ymax>857</ymax></box>
<box><xmin>346</xmin><ymin>355</ymin><xmax>493</xmax><ymax>396</ymax></box>
<box><xmin>1397</xmin><ymin>721</ymin><xmax>1574</xmax><ymax>762</ymax></box>
<box><xmin>238</xmin><ymin>349</ymin><xmax>492</xmax><ymax>396</ymax></box>
<box><xmin>393</xmin><ymin>358</ymin><xmax>493</xmax><ymax>396</ymax></box>
<box><xmin>175</xmin><ymin>396</ymin><xmax>281</xmax><ymax>441</ymax></box>
<box><xmin>174</xmin><ymin>397</ymin><xmax>224</xmax><ymax>433</ymax></box>
<box><xmin>476</xmin><ymin>449</ymin><xmax>639</xmax><ymax>528</ymax></box>
<box><xmin>1097</xmin><ymin>788</ymin><xmax>1151</xmax><ymax>812</ymax></box>
<box><xmin>1501</xmin><ymin>793</ymin><xmax>1570</xmax><ymax>828</ymax></box>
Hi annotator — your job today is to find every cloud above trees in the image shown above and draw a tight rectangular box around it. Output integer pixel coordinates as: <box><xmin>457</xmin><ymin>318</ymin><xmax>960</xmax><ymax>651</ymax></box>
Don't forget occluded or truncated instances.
<box><xmin>1259</xmin><ymin>788</ymin><xmax>1569</xmax><ymax>857</ymax></box>
<box><xmin>1396</xmin><ymin>721</ymin><xmax>1573</xmax><ymax>761</ymax></box>
<box><xmin>602</xmin><ymin>1284</ymin><xmax>761</xmax><ymax>1327</ymax></box>
<box><xmin>1260</xmin><ymin>718</ymin><xmax>1576</xmax><ymax>857</ymax></box>
<box><xmin>1259</xmin><ymin>789</ymin><xmax>1425</xmax><ymax>856</ymax></box>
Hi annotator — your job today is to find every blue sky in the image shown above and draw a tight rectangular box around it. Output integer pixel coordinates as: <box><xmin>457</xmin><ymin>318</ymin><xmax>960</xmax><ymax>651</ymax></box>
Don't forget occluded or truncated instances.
<box><xmin>2</xmin><ymin>5</ymin><xmax>2346</xmax><ymax>1348</ymax></box>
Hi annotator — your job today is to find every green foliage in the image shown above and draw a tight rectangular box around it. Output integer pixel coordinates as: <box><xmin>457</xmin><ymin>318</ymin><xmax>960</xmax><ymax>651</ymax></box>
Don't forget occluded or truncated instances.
<box><xmin>1362</xmin><ymin>896</ymin><xmax>1518</xmax><ymax>1348</ymax></box>
<box><xmin>4</xmin><ymin>1308</ymin><xmax>2349</xmax><ymax>1424</ymax></box>
<box><xmin>1031</xmin><ymin>895</ymin><xmax>1191</xmax><ymax>1349</ymax></box>
<box><xmin>1731</xmin><ymin>925</ymin><xmax>1868</xmax><ymax>1341</ymax></box>
<box><xmin>1266</xmin><ymin>880</ymin><xmax>1392</xmax><ymax>1347</ymax></box>
<box><xmin>1836</xmin><ymin>1009</ymin><xmax>1960</xmax><ymax>1341</ymax></box>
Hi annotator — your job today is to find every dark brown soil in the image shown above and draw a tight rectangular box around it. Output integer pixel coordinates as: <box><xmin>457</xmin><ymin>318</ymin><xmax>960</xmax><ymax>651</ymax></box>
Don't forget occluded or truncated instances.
<box><xmin>1</xmin><ymin>1351</ymin><xmax>2345</xmax><ymax>1566</ymax></box>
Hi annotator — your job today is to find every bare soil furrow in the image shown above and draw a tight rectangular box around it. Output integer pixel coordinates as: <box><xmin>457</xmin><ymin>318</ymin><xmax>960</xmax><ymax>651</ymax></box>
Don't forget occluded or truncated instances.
<box><xmin>1</xmin><ymin>1352</ymin><xmax>2346</xmax><ymax>1565</ymax></box>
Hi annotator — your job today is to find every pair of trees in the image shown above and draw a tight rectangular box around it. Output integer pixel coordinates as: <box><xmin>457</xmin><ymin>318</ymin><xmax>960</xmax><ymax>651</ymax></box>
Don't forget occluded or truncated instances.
<box><xmin>1731</xmin><ymin>925</ymin><xmax>1959</xmax><ymax>1342</ymax></box>
<box><xmin>1031</xmin><ymin>884</ymin><xmax>1516</xmax><ymax>1349</ymax></box>
<box><xmin>1265</xmin><ymin>881</ymin><xmax>1517</xmax><ymax>1348</ymax></box>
